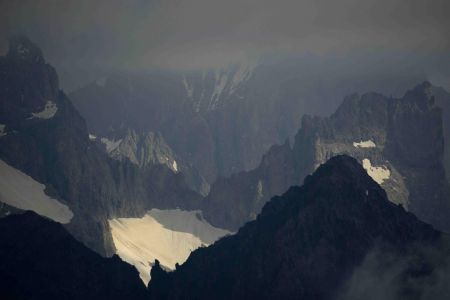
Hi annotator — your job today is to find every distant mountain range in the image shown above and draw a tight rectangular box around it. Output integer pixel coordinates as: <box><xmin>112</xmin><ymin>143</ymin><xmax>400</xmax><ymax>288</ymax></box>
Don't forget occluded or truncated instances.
<box><xmin>69</xmin><ymin>58</ymin><xmax>431</xmax><ymax>182</ymax></box>
<box><xmin>1</xmin><ymin>36</ymin><xmax>450</xmax><ymax>300</ymax></box>
<box><xmin>202</xmin><ymin>82</ymin><xmax>450</xmax><ymax>234</ymax></box>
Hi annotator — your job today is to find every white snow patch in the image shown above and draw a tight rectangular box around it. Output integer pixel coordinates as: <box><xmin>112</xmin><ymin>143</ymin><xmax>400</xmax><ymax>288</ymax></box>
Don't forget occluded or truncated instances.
<box><xmin>362</xmin><ymin>158</ymin><xmax>390</xmax><ymax>184</ymax></box>
<box><xmin>0</xmin><ymin>124</ymin><xmax>6</xmax><ymax>137</ymax></box>
<box><xmin>31</xmin><ymin>101</ymin><xmax>58</xmax><ymax>119</ymax></box>
<box><xmin>353</xmin><ymin>140</ymin><xmax>376</xmax><ymax>148</ymax></box>
<box><xmin>182</xmin><ymin>76</ymin><xmax>194</xmax><ymax>98</ymax></box>
<box><xmin>100</xmin><ymin>137</ymin><xmax>122</xmax><ymax>153</ymax></box>
<box><xmin>109</xmin><ymin>208</ymin><xmax>230</xmax><ymax>284</ymax></box>
<box><xmin>88</xmin><ymin>134</ymin><xmax>97</xmax><ymax>141</ymax></box>
<box><xmin>0</xmin><ymin>159</ymin><xmax>73</xmax><ymax>223</ymax></box>
<box><xmin>229</xmin><ymin>61</ymin><xmax>254</xmax><ymax>94</ymax></box>
<box><xmin>172</xmin><ymin>160</ymin><xmax>178</xmax><ymax>172</ymax></box>
<box><xmin>209</xmin><ymin>70</ymin><xmax>228</xmax><ymax>110</ymax></box>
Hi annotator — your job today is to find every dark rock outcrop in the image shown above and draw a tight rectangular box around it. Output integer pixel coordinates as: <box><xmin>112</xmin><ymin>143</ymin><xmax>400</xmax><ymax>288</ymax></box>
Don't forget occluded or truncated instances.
<box><xmin>149</xmin><ymin>155</ymin><xmax>445</xmax><ymax>300</ymax></box>
<box><xmin>0</xmin><ymin>211</ymin><xmax>149</xmax><ymax>300</ymax></box>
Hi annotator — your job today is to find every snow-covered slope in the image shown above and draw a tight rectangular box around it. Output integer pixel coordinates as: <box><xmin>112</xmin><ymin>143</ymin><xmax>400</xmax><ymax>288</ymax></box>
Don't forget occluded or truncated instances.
<box><xmin>0</xmin><ymin>160</ymin><xmax>73</xmax><ymax>223</ymax></box>
<box><xmin>109</xmin><ymin>208</ymin><xmax>230</xmax><ymax>284</ymax></box>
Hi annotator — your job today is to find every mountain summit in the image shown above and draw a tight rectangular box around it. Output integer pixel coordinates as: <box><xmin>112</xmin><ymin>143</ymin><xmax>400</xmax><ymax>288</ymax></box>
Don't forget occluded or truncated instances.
<box><xmin>149</xmin><ymin>155</ymin><xmax>443</xmax><ymax>299</ymax></box>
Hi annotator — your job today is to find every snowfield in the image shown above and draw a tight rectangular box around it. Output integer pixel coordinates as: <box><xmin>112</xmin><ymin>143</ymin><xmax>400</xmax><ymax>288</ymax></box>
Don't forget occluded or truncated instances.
<box><xmin>0</xmin><ymin>159</ymin><xmax>73</xmax><ymax>223</ymax></box>
<box><xmin>353</xmin><ymin>140</ymin><xmax>376</xmax><ymax>148</ymax></box>
<box><xmin>109</xmin><ymin>208</ymin><xmax>230</xmax><ymax>284</ymax></box>
<box><xmin>362</xmin><ymin>158</ymin><xmax>390</xmax><ymax>184</ymax></box>
<box><xmin>31</xmin><ymin>101</ymin><xmax>58</xmax><ymax>119</ymax></box>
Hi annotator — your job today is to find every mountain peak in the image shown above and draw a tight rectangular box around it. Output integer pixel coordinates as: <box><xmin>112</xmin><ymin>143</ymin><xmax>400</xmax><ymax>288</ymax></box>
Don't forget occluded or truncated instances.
<box><xmin>149</xmin><ymin>154</ymin><xmax>441</xmax><ymax>299</ymax></box>
<box><xmin>7</xmin><ymin>35</ymin><xmax>44</xmax><ymax>63</ymax></box>
<box><xmin>403</xmin><ymin>80</ymin><xmax>435</xmax><ymax>109</ymax></box>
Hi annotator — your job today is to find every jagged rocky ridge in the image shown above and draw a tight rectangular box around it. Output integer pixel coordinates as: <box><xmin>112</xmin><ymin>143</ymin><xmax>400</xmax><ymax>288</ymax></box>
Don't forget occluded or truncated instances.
<box><xmin>149</xmin><ymin>155</ymin><xmax>448</xmax><ymax>300</ymax></box>
<box><xmin>203</xmin><ymin>82</ymin><xmax>450</xmax><ymax>233</ymax></box>
<box><xmin>92</xmin><ymin>128</ymin><xmax>209</xmax><ymax>195</ymax></box>
<box><xmin>70</xmin><ymin>73</ymin><xmax>218</xmax><ymax>184</ymax></box>
<box><xmin>0</xmin><ymin>36</ymin><xmax>203</xmax><ymax>255</ymax></box>
<box><xmin>70</xmin><ymin>59</ymin><xmax>428</xmax><ymax>181</ymax></box>
<box><xmin>0</xmin><ymin>211</ymin><xmax>149</xmax><ymax>300</ymax></box>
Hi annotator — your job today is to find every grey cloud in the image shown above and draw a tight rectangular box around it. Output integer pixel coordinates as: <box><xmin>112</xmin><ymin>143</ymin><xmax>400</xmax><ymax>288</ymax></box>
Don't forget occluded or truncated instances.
<box><xmin>1</xmin><ymin>0</ymin><xmax>449</xmax><ymax>89</ymax></box>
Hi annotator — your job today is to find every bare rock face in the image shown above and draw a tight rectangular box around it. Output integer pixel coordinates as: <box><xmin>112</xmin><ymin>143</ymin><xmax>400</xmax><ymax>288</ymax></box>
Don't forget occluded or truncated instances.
<box><xmin>204</xmin><ymin>82</ymin><xmax>450</xmax><ymax>233</ymax></box>
<box><xmin>203</xmin><ymin>140</ymin><xmax>296</xmax><ymax>230</ymax></box>
<box><xmin>433</xmin><ymin>86</ymin><xmax>450</xmax><ymax>185</ymax></box>
<box><xmin>97</xmin><ymin>128</ymin><xmax>209</xmax><ymax>195</ymax></box>
<box><xmin>70</xmin><ymin>73</ymin><xmax>218</xmax><ymax>183</ymax></box>
<box><xmin>149</xmin><ymin>155</ymin><xmax>445</xmax><ymax>300</ymax></box>
<box><xmin>294</xmin><ymin>82</ymin><xmax>450</xmax><ymax>232</ymax></box>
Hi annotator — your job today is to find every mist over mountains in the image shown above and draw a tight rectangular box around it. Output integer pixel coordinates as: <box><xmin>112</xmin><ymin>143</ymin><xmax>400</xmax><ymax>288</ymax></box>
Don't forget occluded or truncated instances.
<box><xmin>1</xmin><ymin>1</ymin><xmax>450</xmax><ymax>298</ymax></box>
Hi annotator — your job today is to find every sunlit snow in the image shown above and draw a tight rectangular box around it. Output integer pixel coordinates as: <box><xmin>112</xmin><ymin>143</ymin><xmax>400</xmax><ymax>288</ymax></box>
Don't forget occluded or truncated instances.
<box><xmin>109</xmin><ymin>208</ymin><xmax>230</xmax><ymax>284</ymax></box>
<box><xmin>31</xmin><ymin>101</ymin><xmax>58</xmax><ymax>119</ymax></box>
<box><xmin>172</xmin><ymin>160</ymin><xmax>178</xmax><ymax>172</ymax></box>
<box><xmin>0</xmin><ymin>159</ymin><xmax>73</xmax><ymax>223</ymax></box>
<box><xmin>353</xmin><ymin>140</ymin><xmax>376</xmax><ymax>148</ymax></box>
<box><xmin>88</xmin><ymin>133</ymin><xmax>97</xmax><ymax>141</ymax></box>
<box><xmin>362</xmin><ymin>158</ymin><xmax>390</xmax><ymax>184</ymax></box>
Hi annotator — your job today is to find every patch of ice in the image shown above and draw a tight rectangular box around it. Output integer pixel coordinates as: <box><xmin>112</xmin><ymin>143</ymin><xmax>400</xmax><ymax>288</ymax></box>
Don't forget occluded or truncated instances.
<box><xmin>109</xmin><ymin>208</ymin><xmax>230</xmax><ymax>284</ymax></box>
<box><xmin>100</xmin><ymin>137</ymin><xmax>122</xmax><ymax>153</ymax></box>
<box><xmin>362</xmin><ymin>158</ymin><xmax>390</xmax><ymax>184</ymax></box>
<box><xmin>31</xmin><ymin>101</ymin><xmax>58</xmax><ymax>119</ymax></box>
<box><xmin>353</xmin><ymin>140</ymin><xmax>376</xmax><ymax>148</ymax></box>
<box><xmin>0</xmin><ymin>159</ymin><xmax>73</xmax><ymax>223</ymax></box>
<box><xmin>0</xmin><ymin>124</ymin><xmax>6</xmax><ymax>137</ymax></box>
<box><xmin>172</xmin><ymin>160</ymin><xmax>178</xmax><ymax>172</ymax></box>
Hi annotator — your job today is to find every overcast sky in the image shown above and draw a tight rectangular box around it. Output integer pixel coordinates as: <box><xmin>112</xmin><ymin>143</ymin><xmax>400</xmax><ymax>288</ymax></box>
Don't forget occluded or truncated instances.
<box><xmin>1</xmin><ymin>0</ymin><xmax>449</xmax><ymax>89</ymax></box>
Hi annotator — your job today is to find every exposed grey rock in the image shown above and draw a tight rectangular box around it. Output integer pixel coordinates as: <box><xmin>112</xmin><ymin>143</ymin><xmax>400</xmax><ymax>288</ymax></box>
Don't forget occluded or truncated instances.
<box><xmin>203</xmin><ymin>82</ymin><xmax>450</xmax><ymax>233</ymax></box>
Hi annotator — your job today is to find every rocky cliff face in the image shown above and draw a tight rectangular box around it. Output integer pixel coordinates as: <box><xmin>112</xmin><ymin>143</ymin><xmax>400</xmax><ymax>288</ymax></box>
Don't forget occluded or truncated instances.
<box><xmin>294</xmin><ymin>82</ymin><xmax>450</xmax><ymax>232</ymax></box>
<box><xmin>203</xmin><ymin>82</ymin><xmax>450</xmax><ymax>233</ymax></box>
<box><xmin>433</xmin><ymin>86</ymin><xmax>450</xmax><ymax>184</ymax></box>
<box><xmin>94</xmin><ymin>128</ymin><xmax>209</xmax><ymax>195</ymax></box>
<box><xmin>70</xmin><ymin>73</ymin><xmax>218</xmax><ymax>183</ymax></box>
<box><xmin>149</xmin><ymin>155</ymin><xmax>446</xmax><ymax>300</ymax></box>
<box><xmin>203</xmin><ymin>140</ymin><xmax>296</xmax><ymax>230</ymax></box>
<box><xmin>0</xmin><ymin>211</ymin><xmax>149</xmax><ymax>300</ymax></box>
<box><xmin>0</xmin><ymin>36</ymin><xmax>203</xmax><ymax>255</ymax></box>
